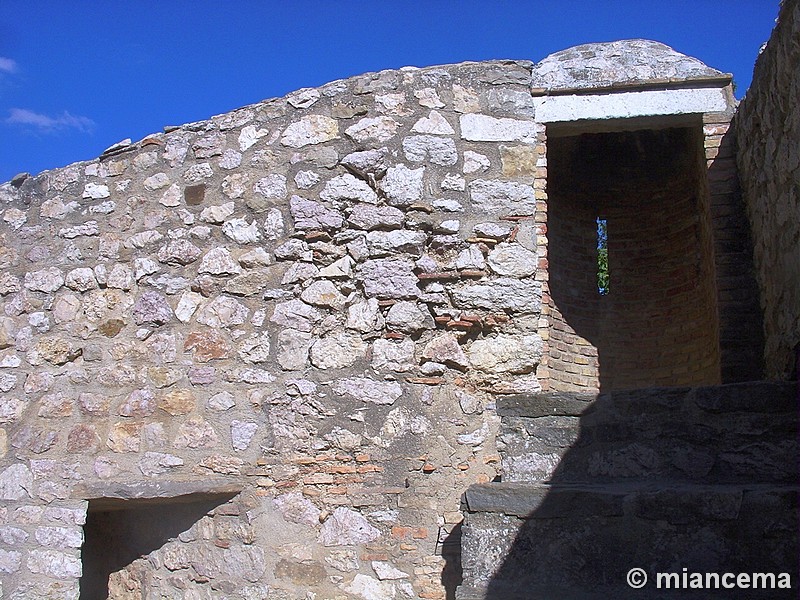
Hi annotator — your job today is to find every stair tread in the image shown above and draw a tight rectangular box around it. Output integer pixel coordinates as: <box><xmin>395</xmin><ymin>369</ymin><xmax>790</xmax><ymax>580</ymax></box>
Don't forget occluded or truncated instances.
<box><xmin>464</xmin><ymin>481</ymin><xmax>798</xmax><ymax>517</ymax></box>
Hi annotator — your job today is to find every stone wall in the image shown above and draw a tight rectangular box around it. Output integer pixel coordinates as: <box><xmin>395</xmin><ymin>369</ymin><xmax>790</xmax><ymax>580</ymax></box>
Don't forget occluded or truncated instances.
<box><xmin>0</xmin><ymin>36</ymin><xmax>771</xmax><ymax>598</ymax></box>
<box><xmin>0</xmin><ymin>60</ymin><xmax>548</xmax><ymax>599</ymax></box>
<box><xmin>736</xmin><ymin>0</ymin><xmax>800</xmax><ymax>380</ymax></box>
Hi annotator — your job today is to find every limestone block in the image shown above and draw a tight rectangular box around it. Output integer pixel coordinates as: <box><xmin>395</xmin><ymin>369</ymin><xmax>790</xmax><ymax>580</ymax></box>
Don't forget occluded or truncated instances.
<box><xmin>451</xmin><ymin>277</ymin><xmax>541</xmax><ymax>313</ymax></box>
<box><xmin>331</xmin><ymin>377</ymin><xmax>403</xmax><ymax>405</ymax></box>
<box><xmin>281</xmin><ymin>115</ymin><xmax>339</xmax><ymax>147</ymax></box>
<box><xmin>290</xmin><ymin>195</ymin><xmax>344</xmax><ymax>230</ymax></box>
<box><xmin>379</xmin><ymin>165</ymin><xmax>424</xmax><ymax>207</ymax></box>
<box><xmin>319</xmin><ymin>507</ymin><xmax>381</xmax><ymax>546</ymax></box>
<box><xmin>487</xmin><ymin>242</ymin><xmax>538</xmax><ymax>277</ymax></box>
<box><xmin>310</xmin><ymin>333</ymin><xmax>367</xmax><ymax>369</ymax></box>
<box><xmin>460</xmin><ymin>113</ymin><xmax>539</xmax><ymax>142</ymax></box>
<box><xmin>402</xmin><ymin>135</ymin><xmax>458</xmax><ymax>166</ymax></box>
<box><xmin>320</xmin><ymin>173</ymin><xmax>378</xmax><ymax>205</ymax></box>
<box><xmin>345</xmin><ymin>116</ymin><xmax>399</xmax><ymax>143</ymax></box>
<box><xmin>348</xmin><ymin>203</ymin><xmax>404</xmax><ymax>230</ymax></box>
<box><xmin>468</xmin><ymin>179</ymin><xmax>536</xmax><ymax>214</ymax></box>
<box><xmin>467</xmin><ymin>334</ymin><xmax>543</xmax><ymax>374</ymax></box>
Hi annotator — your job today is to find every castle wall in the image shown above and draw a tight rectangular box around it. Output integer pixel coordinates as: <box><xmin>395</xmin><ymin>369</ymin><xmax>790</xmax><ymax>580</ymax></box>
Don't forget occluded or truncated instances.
<box><xmin>735</xmin><ymin>0</ymin><xmax>800</xmax><ymax>379</ymax></box>
<box><xmin>0</xmin><ymin>37</ymin><xmax>763</xmax><ymax>598</ymax></box>
<box><xmin>0</xmin><ymin>60</ymin><xmax>548</xmax><ymax>599</ymax></box>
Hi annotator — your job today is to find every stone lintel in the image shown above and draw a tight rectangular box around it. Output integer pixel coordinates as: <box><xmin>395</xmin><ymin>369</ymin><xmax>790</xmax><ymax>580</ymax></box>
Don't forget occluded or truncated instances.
<box><xmin>533</xmin><ymin>86</ymin><xmax>731</xmax><ymax>124</ymax></box>
<box><xmin>75</xmin><ymin>479</ymin><xmax>243</xmax><ymax>509</ymax></box>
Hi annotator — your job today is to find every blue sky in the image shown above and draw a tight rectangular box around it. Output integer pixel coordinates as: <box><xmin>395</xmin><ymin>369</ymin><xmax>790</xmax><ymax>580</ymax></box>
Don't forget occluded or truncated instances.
<box><xmin>0</xmin><ymin>1</ymin><xmax>780</xmax><ymax>183</ymax></box>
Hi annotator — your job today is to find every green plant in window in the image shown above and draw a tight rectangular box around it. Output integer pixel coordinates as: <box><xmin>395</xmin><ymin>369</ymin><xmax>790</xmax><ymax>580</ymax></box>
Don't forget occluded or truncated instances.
<box><xmin>597</xmin><ymin>218</ymin><xmax>609</xmax><ymax>295</ymax></box>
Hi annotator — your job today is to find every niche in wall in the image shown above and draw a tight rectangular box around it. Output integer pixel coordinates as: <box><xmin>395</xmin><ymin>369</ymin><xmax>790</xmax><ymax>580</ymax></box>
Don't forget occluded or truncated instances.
<box><xmin>80</xmin><ymin>492</ymin><xmax>238</xmax><ymax>600</ymax></box>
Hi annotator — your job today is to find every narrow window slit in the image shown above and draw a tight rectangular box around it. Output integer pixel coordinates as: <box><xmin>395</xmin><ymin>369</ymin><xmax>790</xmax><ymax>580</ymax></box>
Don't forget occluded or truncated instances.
<box><xmin>597</xmin><ymin>217</ymin><xmax>609</xmax><ymax>295</ymax></box>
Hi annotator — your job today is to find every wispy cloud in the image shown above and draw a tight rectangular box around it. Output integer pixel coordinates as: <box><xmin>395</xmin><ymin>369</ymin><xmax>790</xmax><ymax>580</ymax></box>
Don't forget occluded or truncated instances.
<box><xmin>6</xmin><ymin>108</ymin><xmax>95</xmax><ymax>133</ymax></box>
<box><xmin>0</xmin><ymin>57</ymin><xmax>17</xmax><ymax>74</ymax></box>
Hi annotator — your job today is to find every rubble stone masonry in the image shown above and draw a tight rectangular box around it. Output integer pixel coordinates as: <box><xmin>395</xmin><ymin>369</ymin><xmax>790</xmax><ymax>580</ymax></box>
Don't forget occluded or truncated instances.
<box><xmin>736</xmin><ymin>0</ymin><xmax>800</xmax><ymax>380</ymax></box>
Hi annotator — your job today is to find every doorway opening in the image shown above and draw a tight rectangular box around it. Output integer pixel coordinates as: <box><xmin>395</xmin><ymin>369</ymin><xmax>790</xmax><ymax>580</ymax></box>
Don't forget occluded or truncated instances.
<box><xmin>80</xmin><ymin>492</ymin><xmax>237</xmax><ymax>599</ymax></box>
<box><xmin>545</xmin><ymin>120</ymin><xmax>721</xmax><ymax>391</ymax></box>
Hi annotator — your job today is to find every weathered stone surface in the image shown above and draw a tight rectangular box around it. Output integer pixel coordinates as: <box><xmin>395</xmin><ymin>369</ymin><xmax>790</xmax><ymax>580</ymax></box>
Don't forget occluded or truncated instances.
<box><xmin>358</xmin><ymin>259</ymin><xmax>420</xmax><ymax>299</ymax></box>
<box><xmin>468</xmin><ymin>334</ymin><xmax>543</xmax><ymax>374</ymax></box>
<box><xmin>274</xmin><ymin>491</ymin><xmax>321</xmax><ymax>526</ymax></box>
<box><xmin>348</xmin><ymin>203</ymin><xmax>404</xmax><ymax>230</ymax></box>
<box><xmin>158</xmin><ymin>239</ymin><xmax>202</xmax><ymax>265</ymax></box>
<box><xmin>501</xmin><ymin>144</ymin><xmax>539</xmax><ymax>178</ymax></box>
<box><xmin>310</xmin><ymin>333</ymin><xmax>367</xmax><ymax>369</ymax></box>
<box><xmin>253</xmin><ymin>174</ymin><xmax>288</xmax><ymax>203</ymax></box>
<box><xmin>345</xmin><ymin>574</ymin><xmax>397</xmax><ymax>600</ymax></box>
<box><xmin>230</xmin><ymin>420</ymin><xmax>258</xmax><ymax>451</ymax></box>
<box><xmin>341</xmin><ymin>148</ymin><xmax>389</xmax><ymax>177</ymax></box>
<box><xmin>65</xmin><ymin>267</ymin><xmax>98</xmax><ymax>292</ymax></box>
<box><xmin>119</xmin><ymin>389</ymin><xmax>157</xmax><ymax>417</ymax></box>
<box><xmin>366</xmin><ymin>230</ymin><xmax>426</xmax><ymax>257</ymax></box>
<box><xmin>222</xmin><ymin>217</ymin><xmax>262</xmax><ymax>244</ymax></box>
<box><xmin>320</xmin><ymin>173</ymin><xmax>379</xmax><ymax>206</ymax></box>
<box><xmin>174</xmin><ymin>417</ymin><xmax>219</xmax><ymax>448</ymax></box>
<box><xmin>281</xmin><ymin>115</ymin><xmax>339</xmax><ymax>147</ymax></box>
<box><xmin>66</xmin><ymin>424</ymin><xmax>101</xmax><ymax>453</ymax></box>
<box><xmin>332</xmin><ymin>378</ymin><xmax>403</xmax><ymax>405</ymax></box>
<box><xmin>290</xmin><ymin>195</ymin><xmax>344</xmax><ymax>230</ymax></box>
<box><xmin>132</xmin><ymin>291</ymin><xmax>173</xmax><ymax>326</ymax></box>
<box><xmin>403</xmin><ymin>135</ymin><xmax>458</xmax><ymax>166</ymax></box>
<box><xmin>107</xmin><ymin>422</ymin><xmax>142</xmax><ymax>452</ymax></box>
<box><xmin>158</xmin><ymin>389</ymin><xmax>195</xmax><ymax>416</ymax></box>
<box><xmin>319</xmin><ymin>507</ymin><xmax>381</xmax><ymax>546</ymax></box>
<box><xmin>422</xmin><ymin>333</ymin><xmax>469</xmax><ymax>369</ymax></box>
<box><xmin>531</xmin><ymin>39</ymin><xmax>729</xmax><ymax>93</ymax></box>
<box><xmin>225</xmin><ymin>269</ymin><xmax>274</xmax><ymax>296</ymax></box>
<box><xmin>371</xmin><ymin>338</ymin><xmax>415</xmax><ymax>372</ymax></box>
<box><xmin>196</xmin><ymin>296</ymin><xmax>248</xmax><ymax>328</ymax></box>
<box><xmin>346</xmin><ymin>298</ymin><xmax>380</xmax><ymax>332</ymax></box>
<box><xmin>345</xmin><ymin>116</ymin><xmax>399</xmax><ymax>143</ymax></box>
<box><xmin>138</xmin><ymin>452</ymin><xmax>184</xmax><ymax>477</ymax></box>
<box><xmin>460</xmin><ymin>113</ymin><xmax>539</xmax><ymax>142</ymax></box>
<box><xmin>385</xmin><ymin>301</ymin><xmax>430</xmax><ymax>332</ymax></box>
<box><xmin>379</xmin><ymin>165</ymin><xmax>424</xmax><ymax>207</ymax></box>
<box><xmin>411</xmin><ymin>110</ymin><xmax>454</xmax><ymax>134</ymax></box>
<box><xmin>451</xmin><ymin>277</ymin><xmax>541</xmax><ymax>312</ymax></box>
<box><xmin>24</xmin><ymin>268</ymin><xmax>64</xmax><ymax>293</ymax></box>
<box><xmin>184</xmin><ymin>329</ymin><xmax>231</xmax><ymax>361</ymax></box>
<box><xmin>469</xmin><ymin>179</ymin><xmax>536</xmax><ymax>214</ymax></box>
<box><xmin>487</xmin><ymin>242</ymin><xmax>538</xmax><ymax>277</ymax></box>
<box><xmin>271</xmin><ymin>299</ymin><xmax>322</xmax><ymax>332</ymax></box>
<box><xmin>300</xmin><ymin>280</ymin><xmax>347</xmax><ymax>310</ymax></box>
<box><xmin>199</xmin><ymin>248</ymin><xmax>241</xmax><ymax>276</ymax></box>
<box><xmin>372</xmin><ymin>560</ymin><xmax>408</xmax><ymax>580</ymax></box>
<box><xmin>455</xmin><ymin>245</ymin><xmax>486</xmax><ymax>270</ymax></box>
<box><xmin>238</xmin><ymin>332</ymin><xmax>272</xmax><ymax>363</ymax></box>
<box><xmin>0</xmin><ymin>464</ymin><xmax>33</xmax><ymax>500</ymax></box>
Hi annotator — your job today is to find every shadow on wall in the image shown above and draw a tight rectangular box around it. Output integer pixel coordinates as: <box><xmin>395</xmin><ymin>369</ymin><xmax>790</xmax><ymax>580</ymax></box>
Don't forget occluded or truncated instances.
<box><xmin>473</xmin><ymin>382</ymin><xmax>798</xmax><ymax>599</ymax></box>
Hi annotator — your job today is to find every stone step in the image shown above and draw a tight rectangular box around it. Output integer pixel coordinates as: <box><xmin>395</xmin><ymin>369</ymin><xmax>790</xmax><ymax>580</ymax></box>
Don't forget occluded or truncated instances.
<box><xmin>459</xmin><ymin>481</ymin><xmax>798</xmax><ymax>596</ymax></box>
<box><xmin>496</xmin><ymin>381</ymin><xmax>798</xmax><ymax>484</ymax></box>
<box><xmin>455</xmin><ymin>582</ymin><xmax>788</xmax><ymax>600</ymax></box>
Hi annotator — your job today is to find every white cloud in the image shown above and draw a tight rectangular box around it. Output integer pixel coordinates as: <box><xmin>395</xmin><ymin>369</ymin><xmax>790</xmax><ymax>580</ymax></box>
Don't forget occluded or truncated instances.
<box><xmin>6</xmin><ymin>108</ymin><xmax>95</xmax><ymax>133</ymax></box>
<box><xmin>0</xmin><ymin>57</ymin><xmax>17</xmax><ymax>74</ymax></box>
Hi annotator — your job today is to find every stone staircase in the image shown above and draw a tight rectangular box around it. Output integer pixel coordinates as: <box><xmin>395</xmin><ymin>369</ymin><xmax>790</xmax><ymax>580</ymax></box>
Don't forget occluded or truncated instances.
<box><xmin>457</xmin><ymin>382</ymin><xmax>799</xmax><ymax>599</ymax></box>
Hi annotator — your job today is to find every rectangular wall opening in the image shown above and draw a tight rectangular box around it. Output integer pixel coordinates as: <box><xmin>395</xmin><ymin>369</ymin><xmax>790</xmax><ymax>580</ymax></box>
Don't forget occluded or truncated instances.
<box><xmin>80</xmin><ymin>492</ymin><xmax>237</xmax><ymax>599</ymax></box>
<box><xmin>545</xmin><ymin>121</ymin><xmax>721</xmax><ymax>391</ymax></box>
